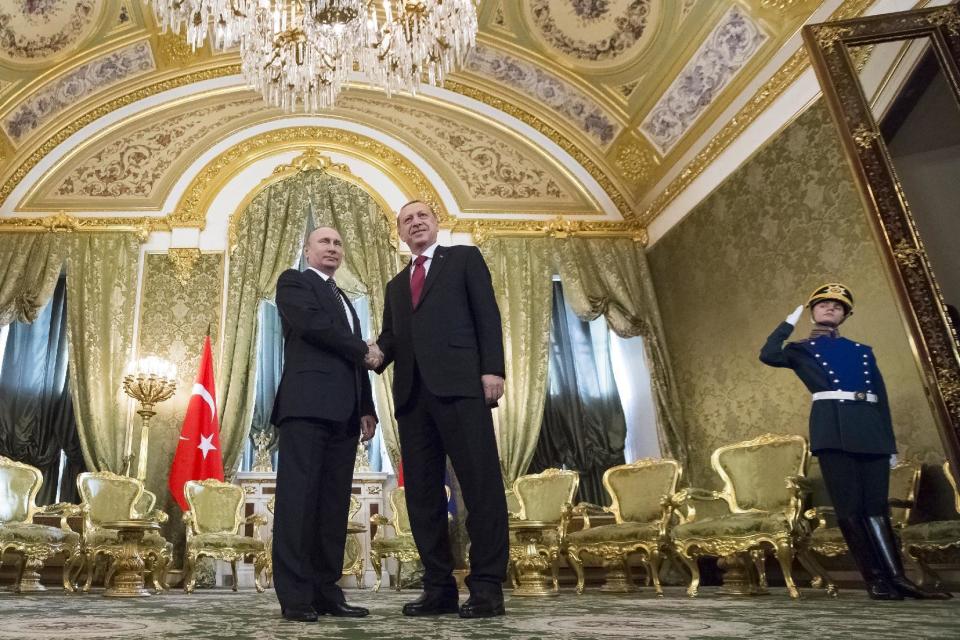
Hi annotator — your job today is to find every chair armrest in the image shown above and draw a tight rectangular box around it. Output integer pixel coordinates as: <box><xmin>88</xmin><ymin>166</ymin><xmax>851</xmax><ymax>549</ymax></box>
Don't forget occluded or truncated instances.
<box><xmin>182</xmin><ymin>510</ymin><xmax>196</xmax><ymax>538</ymax></box>
<box><xmin>668</xmin><ymin>488</ymin><xmax>726</xmax><ymax>523</ymax></box>
<box><xmin>786</xmin><ymin>475</ymin><xmax>813</xmax><ymax>493</ymax></box>
<box><xmin>571</xmin><ymin>501</ymin><xmax>608</xmax><ymax>530</ymax></box>
<box><xmin>370</xmin><ymin>514</ymin><xmax>392</xmax><ymax>540</ymax></box>
<box><xmin>38</xmin><ymin>502</ymin><xmax>81</xmax><ymax>531</ymax></box>
<box><xmin>785</xmin><ymin>475</ymin><xmax>810</xmax><ymax>527</ymax></box>
<box><xmin>145</xmin><ymin>509</ymin><xmax>169</xmax><ymax>525</ymax></box>
<box><xmin>803</xmin><ymin>506</ymin><xmax>834</xmax><ymax>530</ymax></box>
<box><xmin>242</xmin><ymin>514</ymin><xmax>268</xmax><ymax>541</ymax></box>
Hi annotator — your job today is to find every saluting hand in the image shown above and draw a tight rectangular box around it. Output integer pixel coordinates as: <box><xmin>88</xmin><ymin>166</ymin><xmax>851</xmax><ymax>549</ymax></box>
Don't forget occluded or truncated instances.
<box><xmin>785</xmin><ymin>304</ymin><xmax>804</xmax><ymax>327</ymax></box>
<box><xmin>481</xmin><ymin>374</ymin><xmax>505</xmax><ymax>407</ymax></box>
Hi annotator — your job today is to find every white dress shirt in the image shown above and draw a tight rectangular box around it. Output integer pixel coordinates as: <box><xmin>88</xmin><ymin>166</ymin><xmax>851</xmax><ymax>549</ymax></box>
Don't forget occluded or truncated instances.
<box><xmin>307</xmin><ymin>267</ymin><xmax>354</xmax><ymax>332</ymax></box>
<box><xmin>409</xmin><ymin>242</ymin><xmax>440</xmax><ymax>279</ymax></box>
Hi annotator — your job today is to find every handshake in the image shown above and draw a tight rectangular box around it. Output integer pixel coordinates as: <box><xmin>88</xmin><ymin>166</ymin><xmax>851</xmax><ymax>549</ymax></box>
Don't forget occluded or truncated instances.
<box><xmin>364</xmin><ymin>340</ymin><xmax>384</xmax><ymax>370</ymax></box>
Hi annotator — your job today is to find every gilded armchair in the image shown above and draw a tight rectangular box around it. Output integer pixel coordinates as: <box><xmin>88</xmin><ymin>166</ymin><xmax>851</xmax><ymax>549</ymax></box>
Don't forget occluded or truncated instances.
<box><xmin>75</xmin><ymin>471</ymin><xmax>171</xmax><ymax>593</ymax></box>
<box><xmin>899</xmin><ymin>462</ymin><xmax>960</xmax><ymax>591</ymax></box>
<box><xmin>343</xmin><ymin>494</ymin><xmax>365</xmax><ymax>588</ymax></box>
<box><xmin>801</xmin><ymin>460</ymin><xmax>920</xmax><ymax>595</ymax></box>
<box><xmin>565</xmin><ymin>458</ymin><xmax>681</xmax><ymax>596</ymax></box>
<box><xmin>508</xmin><ymin>468</ymin><xmax>579</xmax><ymax>593</ymax></box>
<box><xmin>669</xmin><ymin>433</ymin><xmax>809</xmax><ymax>598</ymax></box>
<box><xmin>182</xmin><ymin>479</ymin><xmax>269</xmax><ymax>593</ymax></box>
<box><xmin>0</xmin><ymin>456</ymin><xmax>80</xmax><ymax>592</ymax></box>
<box><xmin>370</xmin><ymin>486</ymin><xmax>440</xmax><ymax>592</ymax></box>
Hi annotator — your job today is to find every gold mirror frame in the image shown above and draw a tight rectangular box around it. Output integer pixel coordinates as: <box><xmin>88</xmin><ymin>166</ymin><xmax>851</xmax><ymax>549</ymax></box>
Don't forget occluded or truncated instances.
<box><xmin>803</xmin><ymin>5</ymin><xmax>960</xmax><ymax>482</ymax></box>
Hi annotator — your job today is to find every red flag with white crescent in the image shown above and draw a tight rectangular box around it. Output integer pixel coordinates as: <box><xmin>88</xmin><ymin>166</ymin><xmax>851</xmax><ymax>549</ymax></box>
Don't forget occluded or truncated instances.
<box><xmin>168</xmin><ymin>335</ymin><xmax>224</xmax><ymax>510</ymax></box>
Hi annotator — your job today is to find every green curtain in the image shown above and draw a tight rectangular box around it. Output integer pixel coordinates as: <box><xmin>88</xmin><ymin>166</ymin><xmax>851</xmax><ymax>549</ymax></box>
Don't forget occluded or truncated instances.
<box><xmin>218</xmin><ymin>174</ymin><xmax>313</xmax><ymax>475</ymax></box>
<box><xmin>480</xmin><ymin>237</ymin><xmax>553</xmax><ymax>487</ymax></box>
<box><xmin>300</xmin><ymin>171</ymin><xmax>403</xmax><ymax>469</ymax></box>
<box><xmin>552</xmin><ymin>238</ymin><xmax>687</xmax><ymax>465</ymax></box>
<box><xmin>0</xmin><ymin>276</ymin><xmax>84</xmax><ymax>504</ymax></box>
<box><xmin>66</xmin><ymin>232</ymin><xmax>141</xmax><ymax>473</ymax></box>
<box><xmin>0</xmin><ymin>233</ymin><xmax>65</xmax><ymax>326</ymax></box>
<box><xmin>530</xmin><ymin>281</ymin><xmax>626</xmax><ymax>505</ymax></box>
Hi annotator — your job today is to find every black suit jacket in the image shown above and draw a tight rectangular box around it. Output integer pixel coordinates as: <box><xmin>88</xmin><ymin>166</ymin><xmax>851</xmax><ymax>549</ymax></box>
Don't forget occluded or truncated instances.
<box><xmin>271</xmin><ymin>269</ymin><xmax>376</xmax><ymax>426</ymax></box>
<box><xmin>376</xmin><ymin>245</ymin><xmax>505</xmax><ymax>409</ymax></box>
<box><xmin>759</xmin><ymin>321</ymin><xmax>896</xmax><ymax>455</ymax></box>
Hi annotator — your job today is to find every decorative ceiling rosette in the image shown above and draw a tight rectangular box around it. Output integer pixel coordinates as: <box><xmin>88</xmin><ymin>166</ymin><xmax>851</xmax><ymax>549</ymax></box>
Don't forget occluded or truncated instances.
<box><xmin>0</xmin><ymin>0</ymin><xmax>102</xmax><ymax>65</ymax></box>
<box><xmin>525</xmin><ymin>0</ymin><xmax>659</xmax><ymax>67</ymax></box>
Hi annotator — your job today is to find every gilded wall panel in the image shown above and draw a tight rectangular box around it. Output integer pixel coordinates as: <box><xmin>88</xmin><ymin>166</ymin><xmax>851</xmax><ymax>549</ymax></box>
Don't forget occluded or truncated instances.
<box><xmin>137</xmin><ymin>251</ymin><xmax>223</xmax><ymax>524</ymax></box>
<box><xmin>27</xmin><ymin>95</ymin><xmax>267</xmax><ymax>208</ymax></box>
<box><xmin>648</xmin><ymin>102</ymin><xmax>944</xmax><ymax>488</ymax></box>
<box><xmin>333</xmin><ymin>93</ymin><xmax>600</xmax><ymax>214</ymax></box>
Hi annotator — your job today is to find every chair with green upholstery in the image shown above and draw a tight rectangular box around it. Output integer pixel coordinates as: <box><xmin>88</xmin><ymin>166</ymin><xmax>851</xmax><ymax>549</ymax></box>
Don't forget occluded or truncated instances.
<box><xmin>75</xmin><ymin>470</ymin><xmax>171</xmax><ymax>593</ymax></box>
<box><xmin>509</xmin><ymin>468</ymin><xmax>580</xmax><ymax>593</ymax></box>
<box><xmin>566</xmin><ymin>458</ymin><xmax>681</xmax><ymax>596</ymax></box>
<box><xmin>370</xmin><ymin>486</ymin><xmax>426</xmax><ymax>592</ymax></box>
<box><xmin>0</xmin><ymin>455</ymin><xmax>80</xmax><ymax>592</ymax></box>
<box><xmin>669</xmin><ymin>433</ymin><xmax>809</xmax><ymax>598</ymax></box>
<box><xmin>900</xmin><ymin>461</ymin><xmax>960</xmax><ymax>591</ymax></box>
<box><xmin>182</xmin><ymin>479</ymin><xmax>268</xmax><ymax>593</ymax></box>
<box><xmin>343</xmin><ymin>494</ymin><xmax>365</xmax><ymax>588</ymax></box>
<box><xmin>801</xmin><ymin>460</ymin><xmax>921</xmax><ymax>595</ymax></box>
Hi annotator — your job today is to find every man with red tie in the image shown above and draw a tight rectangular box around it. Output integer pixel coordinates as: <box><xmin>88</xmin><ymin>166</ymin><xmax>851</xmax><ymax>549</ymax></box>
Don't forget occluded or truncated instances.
<box><xmin>372</xmin><ymin>200</ymin><xmax>509</xmax><ymax>618</ymax></box>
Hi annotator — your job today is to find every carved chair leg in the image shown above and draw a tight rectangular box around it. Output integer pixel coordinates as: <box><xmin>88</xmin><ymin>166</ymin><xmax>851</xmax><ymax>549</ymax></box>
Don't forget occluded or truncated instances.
<box><xmin>183</xmin><ymin>552</ymin><xmax>198</xmax><ymax>594</ymax></box>
<box><xmin>62</xmin><ymin>548</ymin><xmax>78</xmax><ymax>593</ymax></box>
<box><xmin>67</xmin><ymin>551</ymin><xmax>85</xmax><ymax>591</ymax></box>
<box><xmin>12</xmin><ymin>553</ymin><xmax>27</xmax><ymax>593</ymax></box>
<box><xmin>370</xmin><ymin>552</ymin><xmax>383</xmax><ymax>592</ymax></box>
<box><xmin>567</xmin><ymin>547</ymin><xmax>586</xmax><ymax>595</ymax></box>
<box><xmin>550</xmin><ymin>552</ymin><xmax>561</xmax><ymax>593</ymax></box>
<box><xmin>751</xmin><ymin>549</ymin><xmax>768</xmax><ymax>590</ymax></box>
<box><xmin>104</xmin><ymin>556</ymin><xmax>118</xmax><ymax>589</ymax></box>
<box><xmin>82</xmin><ymin>551</ymin><xmax>97</xmax><ymax>593</ymax></box>
<box><xmin>676</xmin><ymin>548</ymin><xmax>700</xmax><ymax>597</ymax></box>
<box><xmin>909</xmin><ymin>551</ymin><xmax>944</xmax><ymax>591</ymax></box>
<box><xmin>394</xmin><ymin>559</ymin><xmax>402</xmax><ymax>592</ymax></box>
<box><xmin>230</xmin><ymin>558</ymin><xmax>239</xmax><ymax>592</ymax></box>
<box><xmin>254</xmin><ymin>552</ymin><xmax>268</xmax><ymax>593</ymax></box>
<box><xmin>797</xmin><ymin>548</ymin><xmax>836</xmax><ymax>596</ymax></box>
<box><xmin>648</xmin><ymin>547</ymin><xmax>664</xmax><ymax>597</ymax></box>
<box><xmin>774</xmin><ymin>541</ymin><xmax>801</xmax><ymax>599</ymax></box>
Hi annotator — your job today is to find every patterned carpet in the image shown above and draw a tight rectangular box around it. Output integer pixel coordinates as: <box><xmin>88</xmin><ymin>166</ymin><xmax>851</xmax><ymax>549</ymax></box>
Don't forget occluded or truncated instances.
<box><xmin>0</xmin><ymin>587</ymin><xmax>958</xmax><ymax>639</ymax></box>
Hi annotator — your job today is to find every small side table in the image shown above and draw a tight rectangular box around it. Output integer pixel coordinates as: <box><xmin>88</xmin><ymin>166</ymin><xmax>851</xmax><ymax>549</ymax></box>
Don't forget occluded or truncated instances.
<box><xmin>102</xmin><ymin>520</ymin><xmax>160</xmax><ymax>598</ymax></box>
<box><xmin>509</xmin><ymin>520</ymin><xmax>559</xmax><ymax>597</ymax></box>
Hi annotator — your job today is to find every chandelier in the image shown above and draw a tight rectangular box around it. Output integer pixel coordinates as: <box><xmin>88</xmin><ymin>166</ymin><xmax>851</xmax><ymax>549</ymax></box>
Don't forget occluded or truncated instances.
<box><xmin>146</xmin><ymin>1</ymin><xmax>478</xmax><ymax>111</ymax></box>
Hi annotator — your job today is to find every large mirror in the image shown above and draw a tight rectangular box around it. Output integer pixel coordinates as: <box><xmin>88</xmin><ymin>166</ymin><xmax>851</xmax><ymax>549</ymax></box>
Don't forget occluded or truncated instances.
<box><xmin>803</xmin><ymin>5</ymin><xmax>960</xmax><ymax>480</ymax></box>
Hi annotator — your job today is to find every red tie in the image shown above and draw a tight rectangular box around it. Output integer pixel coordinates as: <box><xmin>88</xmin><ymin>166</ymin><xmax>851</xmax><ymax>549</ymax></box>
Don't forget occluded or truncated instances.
<box><xmin>410</xmin><ymin>255</ymin><xmax>428</xmax><ymax>308</ymax></box>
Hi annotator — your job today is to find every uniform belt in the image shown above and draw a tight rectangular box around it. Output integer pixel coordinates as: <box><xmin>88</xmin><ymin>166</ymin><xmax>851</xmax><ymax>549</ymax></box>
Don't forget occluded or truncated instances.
<box><xmin>812</xmin><ymin>391</ymin><xmax>878</xmax><ymax>403</ymax></box>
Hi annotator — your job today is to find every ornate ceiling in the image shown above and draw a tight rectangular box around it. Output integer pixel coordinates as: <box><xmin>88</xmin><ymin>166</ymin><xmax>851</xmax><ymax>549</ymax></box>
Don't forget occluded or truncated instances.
<box><xmin>0</xmin><ymin>0</ymin><xmax>884</xmax><ymax>239</ymax></box>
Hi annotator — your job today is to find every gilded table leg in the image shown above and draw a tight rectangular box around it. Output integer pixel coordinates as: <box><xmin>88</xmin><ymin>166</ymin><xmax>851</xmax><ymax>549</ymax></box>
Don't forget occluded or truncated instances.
<box><xmin>104</xmin><ymin>530</ymin><xmax>151</xmax><ymax>597</ymax></box>
<box><xmin>511</xmin><ymin>529</ymin><xmax>557</xmax><ymax>597</ymax></box>
<box><xmin>16</xmin><ymin>553</ymin><xmax>48</xmax><ymax>593</ymax></box>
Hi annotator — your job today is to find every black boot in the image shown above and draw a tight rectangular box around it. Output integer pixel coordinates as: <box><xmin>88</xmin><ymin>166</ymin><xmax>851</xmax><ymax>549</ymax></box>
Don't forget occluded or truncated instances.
<box><xmin>837</xmin><ymin>517</ymin><xmax>902</xmax><ymax>600</ymax></box>
<box><xmin>864</xmin><ymin>515</ymin><xmax>952</xmax><ymax>600</ymax></box>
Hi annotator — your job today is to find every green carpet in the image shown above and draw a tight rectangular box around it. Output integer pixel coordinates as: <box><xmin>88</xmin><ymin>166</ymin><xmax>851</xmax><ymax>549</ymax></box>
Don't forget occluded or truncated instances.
<box><xmin>0</xmin><ymin>587</ymin><xmax>957</xmax><ymax>639</ymax></box>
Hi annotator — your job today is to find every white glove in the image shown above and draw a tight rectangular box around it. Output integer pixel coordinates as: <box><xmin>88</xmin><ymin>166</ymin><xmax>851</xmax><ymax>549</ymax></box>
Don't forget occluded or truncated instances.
<box><xmin>785</xmin><ymin>305</ymin><xmax>804</xmax><ymax>326</ymax></box>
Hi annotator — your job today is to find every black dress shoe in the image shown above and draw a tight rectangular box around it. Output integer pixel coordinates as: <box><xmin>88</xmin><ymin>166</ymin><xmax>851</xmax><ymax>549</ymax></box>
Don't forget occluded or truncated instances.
<box><xmin>281</xmin><ymin>607</ymin><xmax>318</xmax><ymax>622</ymax></box>
<box><xmin>402</xmin><ymin>591</ymin><xmax>460</xmax><ymax>616</ymax></box>
<box><xmin>314</xmin><ymin>600</ymin><xmax>369</xmax><ymax>617</ymax></box>
<box><xmin>459</xmin><ymin>594</ymin><xmax>505</xmax><ymax>619</ymax></box>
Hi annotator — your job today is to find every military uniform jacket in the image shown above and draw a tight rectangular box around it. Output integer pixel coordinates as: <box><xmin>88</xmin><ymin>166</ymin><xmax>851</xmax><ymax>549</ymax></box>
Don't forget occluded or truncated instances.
<box><xmin>759</xmin><ymin>321</ymin><xmax>896</xmax><ymax>455</ymax></box>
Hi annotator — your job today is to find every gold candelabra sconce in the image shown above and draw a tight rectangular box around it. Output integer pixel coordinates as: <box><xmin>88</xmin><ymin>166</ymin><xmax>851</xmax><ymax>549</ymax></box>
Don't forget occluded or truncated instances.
<box><xmin>122</xmin><ymin>357</ymin><xmax>177</xmax><ymax>481</ymax></box>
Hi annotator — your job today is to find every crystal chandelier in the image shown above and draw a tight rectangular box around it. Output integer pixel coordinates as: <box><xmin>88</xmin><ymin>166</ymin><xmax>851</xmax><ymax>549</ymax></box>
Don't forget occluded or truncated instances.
<box><xmin>146</xmin><ymin>1</ymin><xmax>478</xmax><ymax>111</ymax></box>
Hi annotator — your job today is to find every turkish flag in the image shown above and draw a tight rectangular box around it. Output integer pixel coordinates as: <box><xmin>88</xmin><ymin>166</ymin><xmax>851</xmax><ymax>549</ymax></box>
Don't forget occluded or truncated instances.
<box><xmin>168</xmin><ymin>335</ymin><xmax>224</xmax><ymax>510</ymax></box>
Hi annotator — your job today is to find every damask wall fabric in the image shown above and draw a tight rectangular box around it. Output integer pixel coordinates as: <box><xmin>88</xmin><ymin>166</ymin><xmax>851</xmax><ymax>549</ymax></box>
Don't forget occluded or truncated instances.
<box><xmin>480</xmin><ymin>237</ymin><xmax>553</xmax><ymax>486</ymax></box>
<box><xmin>137</xmin><ymin>252</ymin><xmax>223</xmax><ymax>530</ymax></box>
<box><xmin>65</xmin><ymin>232</ymin><xmax>140</xmax><ymax>474</ymax></box>
<box><xmin>648</xmin><ymin>102</ymin><xmax>944</xmax><ymax>488</ymax></box>
<box><xmin>0</xmin><ymin>232</ymin><xmax>65</xmax><ymax>326</ymax></box>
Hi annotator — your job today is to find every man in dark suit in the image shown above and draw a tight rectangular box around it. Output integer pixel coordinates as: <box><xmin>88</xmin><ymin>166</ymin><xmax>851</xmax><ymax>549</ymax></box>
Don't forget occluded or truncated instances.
<box><xmin>271</xmin><ymin>226</ymin><xmax>381</xmax><ymax>621</ymax></box>
<box><xmin>372</xmin><ymin>200</ymin><xmax>509</xmax><ymax>618</ymax></box>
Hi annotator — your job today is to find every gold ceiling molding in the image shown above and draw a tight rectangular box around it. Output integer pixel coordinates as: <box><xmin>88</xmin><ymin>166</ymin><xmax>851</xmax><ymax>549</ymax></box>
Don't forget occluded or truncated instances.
<box><xmin>0</xmin><ymin>209</ymin><xmax>161</xmax><ymax>239</ymax></box>
<box><xmin>171</xmin><ymin>126</ymin><xmax>447</xmax><ymax>229</ymax></box>
<box><xmin>638</xmin><ymin>0</ymin><xmax>875</xmax><ymax>227</ymax></box>
<box><xmin>455</xmin><ymin>217</ymin><xmax>645</xmax><ymax>246</ymax></box>
<box><xmin>444</xmin><ymin>79</ymin><xmax>637</xmax><ymax>223</ymax></box>
<box><xmin>0</xmin><ymin>63</ymin><xmax>241</xmax><ymax>208</ymax></box>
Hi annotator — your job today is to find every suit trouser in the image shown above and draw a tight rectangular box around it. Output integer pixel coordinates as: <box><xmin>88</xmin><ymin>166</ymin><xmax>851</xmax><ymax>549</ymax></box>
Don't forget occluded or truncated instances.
<box><xmin>273</xmin><ymin>417</ymin><xmax>358</xmax><ymax>610</ymax></box>
<box><xmin>816</xmin><ymin>449</ymin><xmax>891</xmax><ymax>518</ymax></box>
<box><xmin>397</xmin><ymin>374</ymin><xmax>509</xmax><ymax>597</ymax></box>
